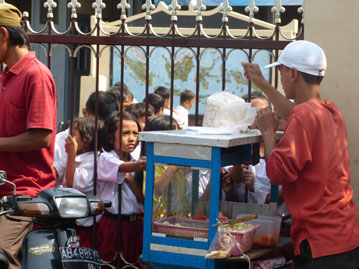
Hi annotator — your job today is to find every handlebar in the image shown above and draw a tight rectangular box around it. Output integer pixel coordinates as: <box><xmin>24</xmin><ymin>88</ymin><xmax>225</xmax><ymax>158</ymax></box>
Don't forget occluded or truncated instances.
<box><xmin>0</xmin><ymin>209</ymin><xmax>15</xmax><ymax>216</ymax></box>
<box><xmin>0</xmin><ymin>170</ymin><xmax>16</xmax><ymax>195</ymax></box>
<box><xmin>103</xmin><ymin>200</ymin><xmax>112</xmax><ymax>208</ymax></box>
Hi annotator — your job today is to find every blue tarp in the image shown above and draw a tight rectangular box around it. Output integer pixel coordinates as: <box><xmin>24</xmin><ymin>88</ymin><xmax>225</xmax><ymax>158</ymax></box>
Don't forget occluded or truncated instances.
<box><xmin>154</xmin><ymin>0</ymin><xmax>303</xmax><ymax>6</ymax></box>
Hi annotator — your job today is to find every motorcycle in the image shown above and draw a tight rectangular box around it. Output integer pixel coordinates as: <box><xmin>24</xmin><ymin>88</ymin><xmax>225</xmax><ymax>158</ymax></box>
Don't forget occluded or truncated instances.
<box><xmin>0</xmin><ymin>170</ymin><xmax>110</xmax><ymax>269</ymax></box>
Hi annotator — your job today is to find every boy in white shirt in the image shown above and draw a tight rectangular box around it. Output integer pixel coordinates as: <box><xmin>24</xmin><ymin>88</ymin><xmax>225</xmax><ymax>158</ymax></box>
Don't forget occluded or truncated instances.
<box><xmin>175</xmin><ymin>90</ymin><xmax>195</xmax><ymax>129</ymax></box>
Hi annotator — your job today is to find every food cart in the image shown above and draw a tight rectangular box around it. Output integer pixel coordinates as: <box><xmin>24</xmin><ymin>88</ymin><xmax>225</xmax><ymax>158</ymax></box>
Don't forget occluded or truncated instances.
<box><xmin>140</xmin><ymin>128</ymin><xmax>263</xmax><ymax>268</ymax></box>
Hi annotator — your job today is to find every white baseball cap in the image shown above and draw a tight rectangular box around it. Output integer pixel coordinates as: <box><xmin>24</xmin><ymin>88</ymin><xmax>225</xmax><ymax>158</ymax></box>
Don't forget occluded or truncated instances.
<box><xmin>265</xmin><ymin>40</ymin><xmax>327</xmax><ymax>77</ymax></box>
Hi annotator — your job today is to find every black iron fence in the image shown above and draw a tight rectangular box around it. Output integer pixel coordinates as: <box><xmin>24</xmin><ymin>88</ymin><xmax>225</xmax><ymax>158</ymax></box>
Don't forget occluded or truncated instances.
<box><xmin>22</xmin><ymin>1</ymin><xmax>304</xmax><ymax>266</ymax></box>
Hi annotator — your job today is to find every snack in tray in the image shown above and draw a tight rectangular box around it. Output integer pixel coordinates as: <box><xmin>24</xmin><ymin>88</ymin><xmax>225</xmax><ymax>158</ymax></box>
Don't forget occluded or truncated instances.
<box><xmin>216</xmin><ymin>223</ymin><xmax>257</xmax><ymax>257</ymax></box>
<box><xmin>154</xmin><ymin>217</ymin><xmax>209</xmax><ymax>238</ymax></box>
<box><xmin>253</xmin><ymin>235</ymin><xmax>278</xmax><ymax>248</ymax></box>
<box><xmin>223</xmin><ymin>222</ymin><xmax>253</xmax><ymax>232</ymax></box>
<box><xmin>218</xmin><ymin>211</ymin><xmax>228</xmax><ymax>223</ymax></box>
<box><xmin>205</xmin><ymin>250</ymin><xmax>230</xmax><ymax>259</ymax></box>
<box><xmin>192</xmin><ymin>210</ymin><xmax>207</xmax><ymax>221</ymax></box>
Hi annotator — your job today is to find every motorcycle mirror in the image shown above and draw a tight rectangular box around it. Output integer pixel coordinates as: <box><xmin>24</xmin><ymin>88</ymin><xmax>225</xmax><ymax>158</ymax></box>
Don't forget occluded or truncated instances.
<box><xmin>0</xmin><ymin>171</ymin><xmax>16</xmax><ymax>195</ymax></box>
<box><xmin>0</xmin><ymin>171</ymin><xmax>6</xmax><ymax>186</ymax></box>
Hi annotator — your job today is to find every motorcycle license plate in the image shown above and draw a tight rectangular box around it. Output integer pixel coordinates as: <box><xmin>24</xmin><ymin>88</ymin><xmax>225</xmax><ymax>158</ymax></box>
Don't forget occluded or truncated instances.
<box><xmin>60</xmin><ymin>247</ymin><xmax>101</xmax><ymax>269</ymax></box>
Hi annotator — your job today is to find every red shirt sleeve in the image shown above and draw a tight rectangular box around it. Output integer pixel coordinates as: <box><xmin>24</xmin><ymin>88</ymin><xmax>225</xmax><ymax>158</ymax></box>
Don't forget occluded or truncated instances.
<box><xmin>26</xmin><ymin>62</ymin><xmax>56</xmax><ymax>131</ymax></box>
<box><xmin>266</xmin><ymin>116</ymin><xmax>312</xmax><ymax>185</ymax></box>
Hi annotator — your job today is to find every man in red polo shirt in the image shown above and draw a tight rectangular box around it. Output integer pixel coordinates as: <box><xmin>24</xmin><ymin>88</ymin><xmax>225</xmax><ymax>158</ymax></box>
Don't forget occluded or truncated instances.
<box><xmin>242</xmin><ymin>41</ymin><xmax>359</xmax><ymax>268</ymax></box>
<box><xmin>0</xmin><ymin>4</ymin><xmax>57</xmax><ymax>268</ymax></box>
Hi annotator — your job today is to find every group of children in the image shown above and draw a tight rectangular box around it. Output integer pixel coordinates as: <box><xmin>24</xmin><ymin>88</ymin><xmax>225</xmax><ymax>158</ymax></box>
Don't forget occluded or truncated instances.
<box><xmin>53</xmin><ymin>85</ymin><xmax>196</xmax><ymax>265</ymax></box>
<box><xmin>52</xmin><ymin>84</ymin><xmax>278</xmax><ymax>266</ymax></box>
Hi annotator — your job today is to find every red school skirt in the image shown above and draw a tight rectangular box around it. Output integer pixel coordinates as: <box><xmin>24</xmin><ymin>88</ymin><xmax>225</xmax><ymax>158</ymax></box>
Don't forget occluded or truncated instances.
<box><xmin>75</xmin><ymin>225</ymin><xmax>94</xmax><ymax>249</ymax></box>
<box><xmin>96</xmin><ymin>212</ymin><xmax>143</xmax><ymax>264</ymax></box>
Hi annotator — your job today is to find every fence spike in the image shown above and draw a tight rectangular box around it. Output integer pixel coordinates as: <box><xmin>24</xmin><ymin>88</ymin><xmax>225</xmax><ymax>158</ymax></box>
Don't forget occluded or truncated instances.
<box><xmin>298</xmin><ymin>0</ymin><xmax>305</xmax><ymax>25</ymax></box>
<box><xmin>192</xmin><ymin>0</ymin><xmax>206</xmax><ymax>22</ymax></box>
<box><xmin>92</xmin><ymin>0</ymin><xmax>106</xmax><ymax>19</ymax></box>
<box><xmin>219</xmin><ymin>0</ymin><xmax>233</xmax><ymax>23</ymax></box>
<box><xmin>117</xmin><ymin>0</ymin><xmax>130</xmax><ymax>20</ymax></box>
<box><xmin>168</xmin><ymin>0</ymin><xmax>181</xmax><ymax>22</ymax></box>
<box><xmin>67</xmin><ymin>0</ymin><xmax>81</xmax><ymax>19</ymax></box>
<box><xmin>245</xmin><ymin>0</ymin><xmax>258</xmax><ymax>23</ymax></box>
<box><xmin>142</xmin><ymin>0</ymin><xmax>155</xmax><ymax>21</ymax></box>
<box><xmin>271</xmin><ymin>0</ymin><xmax>285</xmax><ymax>25</ymax></box>
<box><xmin>44</xmin><ymin>0</ymin><xmax>57</xmax><ymax>19</ymax></box>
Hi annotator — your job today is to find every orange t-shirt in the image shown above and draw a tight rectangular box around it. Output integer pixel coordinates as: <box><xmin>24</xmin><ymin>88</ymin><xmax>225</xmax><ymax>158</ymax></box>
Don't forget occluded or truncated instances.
<box><xmin>267</xmin><ymin>98</ymin><xmax>359</xmax><ymax>258</ymax></box>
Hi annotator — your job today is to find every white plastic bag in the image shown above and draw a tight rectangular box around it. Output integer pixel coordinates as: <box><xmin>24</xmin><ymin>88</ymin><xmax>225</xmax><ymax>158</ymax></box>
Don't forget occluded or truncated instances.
<box><xmin>214</xmin><ymin>102</ymin><xmax>257</xmax><ymax>132</ymax></box>
<box><xmin>203</xmin><ymin>91</ymin><xmax>257</xmax><ymax>132</ymax></box>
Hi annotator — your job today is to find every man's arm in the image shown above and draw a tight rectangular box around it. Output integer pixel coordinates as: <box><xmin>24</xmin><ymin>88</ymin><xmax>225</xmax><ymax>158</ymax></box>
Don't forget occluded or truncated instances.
<box><xmin>255</xmin><ymin>108</ymin><xmax>278</xmax><ymax>159</ymax></box>
<box><xmin>0</xmin><ymin>129</ymin><xmax>52</xmax><ymax>152</ymax></box>
<box><xmin>241</xmin><ymin>62</ymin><xmax>295</xmax><ymax>120</ymax></box>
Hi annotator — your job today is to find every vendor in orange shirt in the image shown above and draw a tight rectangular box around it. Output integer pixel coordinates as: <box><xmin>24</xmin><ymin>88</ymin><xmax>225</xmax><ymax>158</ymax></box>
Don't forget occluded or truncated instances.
<box><xmin>242</xmin><ymin>41</ymin><xmax>359</xmax><ymax>268</ymax></box>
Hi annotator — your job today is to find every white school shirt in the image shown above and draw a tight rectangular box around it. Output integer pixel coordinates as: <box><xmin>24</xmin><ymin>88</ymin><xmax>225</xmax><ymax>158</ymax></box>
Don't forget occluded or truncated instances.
<box><xmin>97</xmin><ymin>150</ymin><xmax>143</xmax><ymax>215</ymax></box>
<box><xmin>198</xmin><ymin>169</ymin><xmax>211</xmax><ymax>198</ymax></box>
<box><xmin>58</xmin><ymin>151</ymin><xmax>101</xmax><ymax>227</ymax></box>
<box><xmin>54</xmin><ymin>128</ymin><xmax>69</xmax><ymax>186</ymax></box>
<box><xmin>226</xmin><ymin>159</ymin><xmax>271</xmax><ymax>204</ymax></box>
<box><xmin>175</xmin><ymin>105</ymin><xmax>189</xmax><ymax>129</ymax></box>
<box><xmin>130</xmin><ymin>141</ymin><xmax>141</xmax><ymax>161</ymax></box>
<box><xmin>163</xmin><ymin>108</ymin><xmax>170</xmax><ymax>115</ymax></box>
<box><xmin>197</xmin><ymin>161</ymin><xmax>271</xmax><ymax>203</ymax></box>
<box><xmin>164</xmin><ymin>108</ymin><xmax>184</xmax><ymax>127</ymax></box>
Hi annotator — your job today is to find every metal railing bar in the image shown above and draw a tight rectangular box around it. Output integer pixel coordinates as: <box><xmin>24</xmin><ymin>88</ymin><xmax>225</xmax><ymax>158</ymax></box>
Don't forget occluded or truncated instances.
<box><xmin>28</xmin><ymin>35</ymin><xmax>291</xmax><ymax>50</ymax></box>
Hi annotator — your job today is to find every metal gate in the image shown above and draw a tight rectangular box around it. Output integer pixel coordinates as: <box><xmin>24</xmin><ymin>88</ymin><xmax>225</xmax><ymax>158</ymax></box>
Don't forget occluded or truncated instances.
<box><xmin>22</xmin><ymin>0</ymin><xmax>304</xmax><ymax>267</ymax></box>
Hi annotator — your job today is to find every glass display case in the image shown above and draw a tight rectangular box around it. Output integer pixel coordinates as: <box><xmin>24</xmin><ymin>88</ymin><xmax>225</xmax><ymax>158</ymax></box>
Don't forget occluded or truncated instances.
<box><xmin>140</xmin><ymin>128</ymin><xmax>261</xmax><ymax>268</ymax></box>
<box><xmin>151</xmin><ymin>166</ymin><xmax>211</xmax><ymax>240</ymax></box>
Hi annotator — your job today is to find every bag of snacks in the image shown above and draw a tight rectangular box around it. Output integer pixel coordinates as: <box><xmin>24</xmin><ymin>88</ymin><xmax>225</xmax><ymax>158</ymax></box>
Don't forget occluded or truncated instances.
<box><xmin>206</xmin><ymin>221</ymin><xmax>258</xmax><ymax>258</ymax></box>
<box><xmin>203</xmin><ymin>91</ymin><xmax>257</xmax><ymax>132</ymax></box>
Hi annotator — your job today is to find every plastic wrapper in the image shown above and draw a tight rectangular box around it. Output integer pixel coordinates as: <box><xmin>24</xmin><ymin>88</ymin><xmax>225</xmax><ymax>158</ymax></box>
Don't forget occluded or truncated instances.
<box><xmin>206</xmin><ymin>222</ymin><xmax>258</xmax><ymax>258</ymax></box>
<box><xmin>203</xmin><ymin>91</ymin><xmax>257</xmax><ymax>133</ymax></box>
<box><xmin>253</xmin><ymin>257</ymin><xmax>287</xmax><ymax>269</ymax></box>
<box><xmin>205</xmin><ymin>225</ymin><xmax>233</xmax><ymax>259</ymax></box>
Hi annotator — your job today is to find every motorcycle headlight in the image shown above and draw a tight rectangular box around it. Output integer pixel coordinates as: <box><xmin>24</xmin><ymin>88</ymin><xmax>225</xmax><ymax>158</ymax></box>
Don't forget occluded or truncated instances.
<box><xmin>54</xmin><ymin>197</ymin><xmax>89</xmax><ymax>218</ymax></box>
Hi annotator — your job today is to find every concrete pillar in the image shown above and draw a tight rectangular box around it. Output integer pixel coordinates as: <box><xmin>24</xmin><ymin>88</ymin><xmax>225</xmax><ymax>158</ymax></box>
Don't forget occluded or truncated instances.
<box><xmin>306</xmin><ymin>0</ymin><xmax>359</xmax><ymax>211</ymax></box>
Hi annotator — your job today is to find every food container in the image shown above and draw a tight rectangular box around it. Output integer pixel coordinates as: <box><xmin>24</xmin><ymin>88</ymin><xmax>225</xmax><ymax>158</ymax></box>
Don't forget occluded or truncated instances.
<box><xmin>240</xmin><ymin>215</ymin><xmax>282</xmax><ymax>248</ymax></box>
<box><xmin>154</xmin><ymin>217</ymin><xmax>259</xmax><ymax>256</ymax></box>
<box><xmin>153</xmin><ymin>217</ymin><xmax>209</xmax><ymax>238</ymax></box>
<box><xmin>223</xmin><ymin>225</ymin><xmax>259</xmax><ymax>256</ymax></box>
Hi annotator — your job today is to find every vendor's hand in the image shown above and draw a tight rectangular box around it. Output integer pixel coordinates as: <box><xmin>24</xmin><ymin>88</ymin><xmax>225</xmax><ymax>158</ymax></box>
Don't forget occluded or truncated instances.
<box><xmin>242</xmin><ymin>169</ymin><xmax>254</xmax><ymax>192</ymax></box>
<box><xmin>241</xmin><ymin>62</ymin><xmax>270</xmax><ymax>89</ymax></box>
<box><xmin>255</xmin><ymin>107</ymin><xmax>278</xmax><ymax>136</ymax></box>
<box><xmin>221</xmin><ymin>173</ymin><xmax>233</xmax><ymax>194</ymax></box>
<box><xmin>65</xmin><ymin>135</ymin><xmax>77</xmax><ymax>157</ymax></box>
